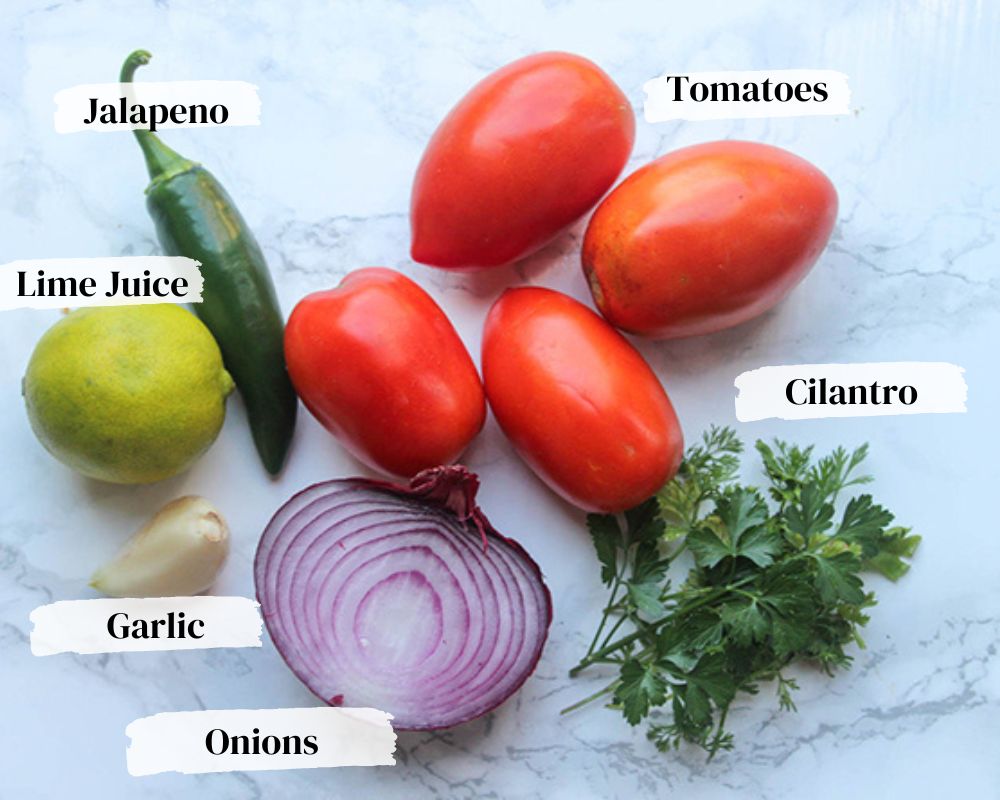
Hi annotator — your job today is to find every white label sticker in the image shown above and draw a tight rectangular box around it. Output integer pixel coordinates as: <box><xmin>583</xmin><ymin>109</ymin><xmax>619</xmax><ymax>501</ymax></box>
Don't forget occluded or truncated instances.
<box><xmin>0</xmin><ymin>256</ymin><xmax>202</xmax><ymax>310</ymax></box>
<box><xmin>644</xmin><ymin>69</ymin><xmax>851</xmax><ymax>122</ymax></box>
<box><xmin>29</xmin><ymin>596</ymin><xmax>263</xmax><ymax>656</ymax></box>
<box><xmin>126</xmin><ymin>707</ymin><xmax>396</xmax><ymax>775</ymax></box>
<box><xmin>734</xmin><ymin>362</ymin><xmax>967</xmax><ymax>422</ymax></box>
<box><xmin>54</xmin><ymin>80</ymin><xmax>261</xmax><ymax>134</ymax></box>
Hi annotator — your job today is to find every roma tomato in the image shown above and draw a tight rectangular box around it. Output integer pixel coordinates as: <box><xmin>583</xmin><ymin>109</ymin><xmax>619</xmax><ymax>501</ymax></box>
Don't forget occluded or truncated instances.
<box><xmin>482</xmin><ymin>287</ymin><xmax>683</xmax><ymax>512</ymax></box>
<box><xmin>284</xmin><ymin>268</ymin><xmax>485</xmax><ymax>477</ymax></box>
<box><xmin>411</xmin><ymin>52</ymin><xmax>635</xmax><ymax>270</ymax></box>
<box><xmin>582</xmin><ymin>140</ymin><xmax>838</xmax><ymax>338</ymax></box>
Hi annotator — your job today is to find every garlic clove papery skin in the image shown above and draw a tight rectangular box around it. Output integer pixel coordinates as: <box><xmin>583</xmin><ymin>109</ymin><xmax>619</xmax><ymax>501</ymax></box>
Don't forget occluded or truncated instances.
<box><xmin>90</xmin><ymin>496</ymin><xmax>229</xmax><ymax>598</ymax></box>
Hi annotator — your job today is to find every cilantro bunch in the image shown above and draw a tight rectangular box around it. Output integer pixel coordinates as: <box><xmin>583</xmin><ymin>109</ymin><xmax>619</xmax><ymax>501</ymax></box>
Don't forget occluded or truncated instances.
<box><xmin>566</xmin><ymin>427</ymin><xmax>920</xmax><ymax>757</ymax></box>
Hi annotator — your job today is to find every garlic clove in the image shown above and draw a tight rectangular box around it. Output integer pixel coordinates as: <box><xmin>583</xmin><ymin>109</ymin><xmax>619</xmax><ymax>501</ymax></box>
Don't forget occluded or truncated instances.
<box><xmin>90</xmin><ymin>495</ymin><xmax>229</xmax><ymax>598</ymax></box>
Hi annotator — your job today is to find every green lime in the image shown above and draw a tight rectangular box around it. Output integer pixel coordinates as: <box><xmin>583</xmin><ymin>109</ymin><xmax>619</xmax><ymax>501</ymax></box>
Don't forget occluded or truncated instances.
<box><xmin>23</xmin><ymin>304</ymin><xmax>235</xmax><ymax>484</ymax></box>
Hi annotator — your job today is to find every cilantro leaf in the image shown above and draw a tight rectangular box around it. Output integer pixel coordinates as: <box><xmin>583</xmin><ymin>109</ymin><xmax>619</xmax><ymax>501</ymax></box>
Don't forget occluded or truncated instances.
<box><xmin>718</xmin><ymin>488</ymin><xmax>770</xmax><ymax>542</ymax></box>
<box><xmin>688</xmin><ymin>489</ymin><xmax>780</xmax><ymax>569</ymax></box>
<box><xmin>813</xmin><ymin>552</ymin><xmax>866</xmax><ymax>605</ymax></box>
<box><xmin>658</xmin><ymin>479</ymin><xmax>702</xmax><ymax>540</ymax></box>
<box><xmin>661</xmin><ymin>609</ymin><xmax>725</xmax><ymax>654</ymax></box>
<box><xmin>864</xmin><ymin>527</ymin><xmax>921</xmax><ymax>581</ymax></box>
<box><xmin>625</xmin><ymin>498</ymin><xmax>665</xmax><ymax>544</ymax></box>
<box><xmin>682</xmin><ymin>425</ymin><xmax>744</xmax><ymax>487</ymax></box>
<box><xmin>720</xmin><ymin>597</ymin><xmax>769</xmax><ymax>645</ymax></box>
<box><xmin>760</xmin><ymin>569</ymin><xmax>816</xmax><ymax>654</ymax></box>
<box><xmin>811</xmin><ymin>444</ymin><xmax>872</xmax><ymax>503</ymax></box>
<box><xmin>835</xmin><ymin>495</ymin><xmax>893</xmax><ymax>558</ymax></box>
<box><xmin>757</xmin><ymin>439</ymin><xmax>813</xmax><ymax>504</ymax></box>
<box><xmin>687</xmin><ymin>651</ymin><xmax>738</xmax><ymax>708</ymax></box>
<box><xmin>783</xmin><ymin>483</ymin><xmax>834</xmax><ymax>540</ymax></box>
<box><xmin>736</xmin><ymin>523</ymin><xmax>784</xmax><ymax>568</ymax></box>
<box><xmin>628</xmin><ymin>578</ymin><xmax>666</xmax><ymax>618</ymax></box>
<box><xmin>770</xmin><ymin>613</ymin><xmax>815</xmax><ymax>655</ymax></box>
<box><xmin>687</xmin><ymin>527</ymin><xmax>734</xmax><ymax>569</ymax></box>
<box><xmin>672</xmin><ymin>683</ymin><xmax>713</xmax><ymax>737</ymax></box>
<box><xmin>658</xmin><ymin>425</ymin><xmax>743</xmax><ymax>538</ymax></box>
<box><xmin>616</xmin><ymin>659</ymin><xmax>667</xmax><ymax>725</ymax></box>
<box><xmin>587</xmin><ymin>513</ymin><xmax>620</xmax><ymax>585</ymax></box>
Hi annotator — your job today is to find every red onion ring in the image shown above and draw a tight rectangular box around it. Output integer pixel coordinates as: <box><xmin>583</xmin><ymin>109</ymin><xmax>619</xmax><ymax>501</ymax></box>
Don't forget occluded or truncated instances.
<box><xmin>255</xmin><ymin>465</ymin><xmax>552</xmax><ymax>730</ymax></box>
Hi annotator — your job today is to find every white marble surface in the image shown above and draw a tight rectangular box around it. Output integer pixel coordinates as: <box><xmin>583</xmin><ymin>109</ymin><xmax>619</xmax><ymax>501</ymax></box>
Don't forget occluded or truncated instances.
<box><xmin>2</xmin><ymin>0</ymin><xmax>999</xmax><ymax>797</ymax></box>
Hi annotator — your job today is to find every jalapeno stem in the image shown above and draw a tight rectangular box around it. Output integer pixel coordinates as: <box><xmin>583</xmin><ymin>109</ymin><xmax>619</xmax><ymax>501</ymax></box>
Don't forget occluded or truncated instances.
<box><xmin>119</xmin><ymin>50</ymin><xmax>196</xmax><ymax>185</ymax></box>
<box><xmin>119</xmin><ymin>49</ymin><xmax>152</xmax><ymax>83</ymax></box>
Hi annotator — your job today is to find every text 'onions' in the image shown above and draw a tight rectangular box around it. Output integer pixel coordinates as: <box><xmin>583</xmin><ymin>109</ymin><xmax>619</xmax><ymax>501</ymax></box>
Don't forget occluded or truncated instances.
<box><xmin>255</xmin><ymin>466</ymin><xmax>552</xmax><ymax>731</ymax></box>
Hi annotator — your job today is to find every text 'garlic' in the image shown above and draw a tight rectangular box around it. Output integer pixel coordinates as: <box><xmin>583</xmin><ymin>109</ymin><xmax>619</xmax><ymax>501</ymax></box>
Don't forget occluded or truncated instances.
<box><xmin>91</xmin><ymin>496</ymin><xmax>229</xmax><ymax>597</ymax></box>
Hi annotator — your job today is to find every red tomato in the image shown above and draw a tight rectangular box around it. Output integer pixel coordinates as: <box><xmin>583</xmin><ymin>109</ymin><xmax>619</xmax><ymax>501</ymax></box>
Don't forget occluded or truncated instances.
<box><xmin>284</xmin><ymin>268</ymin><xmax>486</xmax><ymax>477</ymax></box>
<box><xmin>482</xmin><ymin>287</ymin><xmax>683</xmax><ymax>512</ymax></box>
<box><xmin>411</xmin><ymin>52</ymin><xmax>635</xmax><ymax>270</ymax></box>
<box><xmin>582</xmin><ymin>140</ymin><xmax>838</xmax><ymax>338</ymax></box>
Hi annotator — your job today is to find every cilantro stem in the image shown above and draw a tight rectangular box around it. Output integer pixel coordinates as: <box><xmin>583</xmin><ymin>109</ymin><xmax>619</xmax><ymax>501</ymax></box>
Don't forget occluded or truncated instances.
<box><xmin>599</xmin><ymin>612</ymin><xmax>629</xmax><ymax>650</ymax></box>
<box><xmin>584</xmin><ymin>576</ymin><xmax>623</xmax><ymax>659</ymax></box>
<box><xmin>707</xmin><ymin>704</ymin><xmax>731</xmax><ymax>760</ymax></box>
<box><xmin>569</xmin><ymin>577</ymin><xmax>757</xmax><ymax>678</ymax></box>
<box><xmin>559</xmin><ymin>680</ymin><xmax>620</xmax><ymax>715</ymax></box>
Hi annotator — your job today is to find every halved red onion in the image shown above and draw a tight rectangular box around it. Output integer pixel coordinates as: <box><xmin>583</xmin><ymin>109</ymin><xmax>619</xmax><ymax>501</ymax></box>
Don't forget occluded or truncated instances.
<box><xmin>255</xmin><ymin>465</ymin><xmax>552</xmax><ymax>730</ymax></box>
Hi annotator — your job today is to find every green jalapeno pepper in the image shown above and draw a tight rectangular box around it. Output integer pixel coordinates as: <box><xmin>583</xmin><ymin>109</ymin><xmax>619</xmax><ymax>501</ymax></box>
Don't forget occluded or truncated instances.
<box><xmin>119</xmin><ymin>50</ymin><xmax>296</xmax><ymax>475</ymax></box>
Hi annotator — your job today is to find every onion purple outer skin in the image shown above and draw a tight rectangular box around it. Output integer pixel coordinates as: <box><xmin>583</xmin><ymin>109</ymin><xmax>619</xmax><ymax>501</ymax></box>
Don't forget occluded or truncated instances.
<box><xmin>255</xmin><ymin>465</ymin><xmax>553</xmax><ymax>732</ymax></box>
